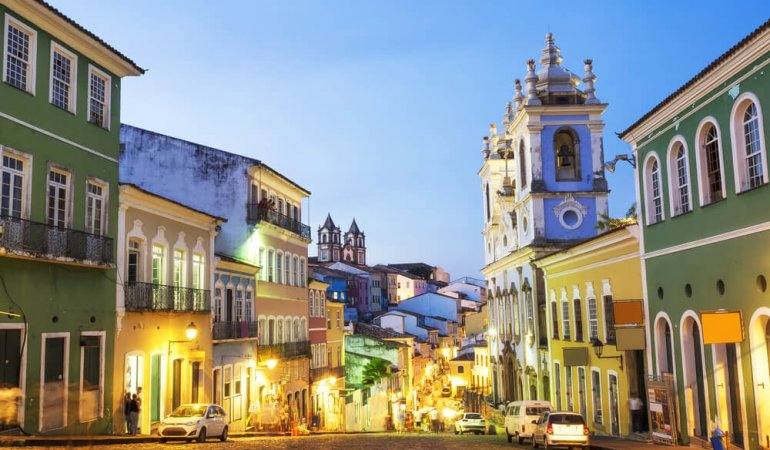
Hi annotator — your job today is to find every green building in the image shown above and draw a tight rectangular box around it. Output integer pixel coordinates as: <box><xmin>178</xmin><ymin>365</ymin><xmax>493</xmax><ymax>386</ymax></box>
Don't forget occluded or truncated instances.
<box><xmin>621</xmin><ymin>18</ymin><xmax>770</xmax><ymax>450</ymax></box>
<box><xmin>0</xmin><ymin>0</ymin><xmax>142</xmax><ymax>434</ymax></box>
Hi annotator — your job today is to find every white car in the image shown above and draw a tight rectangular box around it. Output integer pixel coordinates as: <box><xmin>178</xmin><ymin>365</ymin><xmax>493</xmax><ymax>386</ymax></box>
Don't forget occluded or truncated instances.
<box><xmin>454</xmin><ymin>412</ymin><xmax>486</xmax><ymax>435</ymax></box>
<box><xmin>505</xmin><ymin>400</ymin><xmax>552</xmax><ymax>444</ymax></box>
<box><xmin>159</xmin><ymin>404</ymin><xmax>228</xmax><ymax>443</ymax></box>
<box><xmin>532</xmin><ymin>411</ymin><xmax>589</xmax><ymax>449</ymax></box>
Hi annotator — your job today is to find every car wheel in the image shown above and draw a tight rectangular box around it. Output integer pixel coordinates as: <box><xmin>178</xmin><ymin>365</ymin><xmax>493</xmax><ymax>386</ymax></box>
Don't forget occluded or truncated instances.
<box><xmin>220</xmin><ymin>426</ymin><xmax>228</xmax><ymax>442</ymax></box>
<box><xmin>507</xmin><ymin>431</ymin><xmax>513</xmax><ymax>443</ymax></box>
<box><xmin>455</xmin><ymin>427</ymin><xmax>460</xmax><ymax>435</ymax></box>
<box><xmin>197</xmin><ymin>427</ymin><xmax>207</xmax><ymax>443</ymax></box>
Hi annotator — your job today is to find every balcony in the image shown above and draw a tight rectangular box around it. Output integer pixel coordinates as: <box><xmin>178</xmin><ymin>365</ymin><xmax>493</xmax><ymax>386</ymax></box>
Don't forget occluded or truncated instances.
<box><xmin>258</xmin><ymin>340</ymin><xmax>310</xmax><ymax>361</ymax></box>
<box><xmin>124</xmin><ymin>281</ymin><xmax>211</xmax><ymax>313</ymax></box>
<box><xmin>246</xmin><ymin>204</ymin><xmax>311</xmax><ymax>239</ymax></box>
<box><xmin>213</xmin><ymin>321</ymin><xmax>258</xmax><ymax>341</ymax></box>
<box><xmin>310</xmin><ymin>365</ymin><xmax>345</xmax><ymax>381</ymax></box>
<box><xmin>0</xmin><ymin>216</ymin><xmax>113</xmax><ymax>266</ymax></box>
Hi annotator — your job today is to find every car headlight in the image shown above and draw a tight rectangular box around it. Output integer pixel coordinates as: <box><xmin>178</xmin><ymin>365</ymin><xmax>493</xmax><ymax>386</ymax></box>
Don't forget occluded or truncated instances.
<box><xmin>185</xmin><ymin>420</ymin><xmax>198</xmax><ymax>426</ymax></box>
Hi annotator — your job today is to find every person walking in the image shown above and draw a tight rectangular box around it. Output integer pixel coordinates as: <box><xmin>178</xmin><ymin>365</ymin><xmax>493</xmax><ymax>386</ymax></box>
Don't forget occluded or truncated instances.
<box><xmin>629</xmin><ymin>393</ymin><xmax>643</xmax><ymax>433</ymax></box>
<box><xmin>123</xmin><ymin>392</ymin><xmax>132</xmax><ymax>435</ymax></box>
<box><xmin>430</xmin><ymin>408</ymin><xmax>439</xmax><ymax>433</ymax></box>
<box><xmin>129</xmin><ymin>394</ymin><xmax>140</xmax><ymax>435</ymax></box>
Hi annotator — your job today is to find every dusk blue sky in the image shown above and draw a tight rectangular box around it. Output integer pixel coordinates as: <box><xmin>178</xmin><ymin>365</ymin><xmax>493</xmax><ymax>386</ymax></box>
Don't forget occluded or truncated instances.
<box><xmin>62</xmin><ymin>1</ymin><xmax>770</xmax><ymax>279</ymax></box>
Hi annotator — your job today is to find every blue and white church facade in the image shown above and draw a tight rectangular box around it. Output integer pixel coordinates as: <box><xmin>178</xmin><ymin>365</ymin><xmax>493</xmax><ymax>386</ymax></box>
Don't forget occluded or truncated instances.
<box><xmin>479</xmin><ymin>33</ymin><xmax>609</xmax><ymax>404</ymax></box>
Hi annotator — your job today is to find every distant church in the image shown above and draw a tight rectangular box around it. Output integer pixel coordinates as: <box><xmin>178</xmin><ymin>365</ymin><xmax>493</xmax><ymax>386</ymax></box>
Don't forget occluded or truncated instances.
<box><xmin>317</xmin><ymin>214</ymin><xmax>366</xmax><ymax>265</ymax></box>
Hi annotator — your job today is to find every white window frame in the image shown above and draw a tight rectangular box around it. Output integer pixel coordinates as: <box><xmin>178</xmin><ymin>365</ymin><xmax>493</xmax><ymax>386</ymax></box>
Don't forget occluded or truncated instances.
<box><xmin>79</xmin><ymin>331</ymin><xmax>105</xmax><ymax>423</ymax></box>
<box><xmin>40</xmin><ymin>332</ymin><xmax>69</xmax><ymax>431</ymax></box>
<box><xmin>152</xmin><ymin>244</ymin><xmax>166</xmax><ymax>285</ymax></box>
<box><xmin>46</xmin><ymin>166</ymin><xmax>71</xmax><ymax>228</ymax></box>
<box><xmin>245</xmin><ymin>288</ymin><xmax>253</xmax><ymax>321</ymax></box>
<box><xmin>666</xmin><ymin>136</ymin><xmax>692</xmax><ymax>217</ymax></box>
<box><xmin>49</xmin><ymin>42</ymin><xmax>77</xmax><ymax>112</ymax></box>
<box><xmin>3</xmin><ymin>14</ymin><xmax>37</xmax><ymax>95</ymax></box>
<box><xmin>553</xmin><ymin>360</ymin><xmax>562</xmax><ymax>411</ymax></box>
<box><xmin>642</xmin><ymin>152</ymin><xmax>664</xmax><ymax>225</ymax></box>
<box><xmin>730</xmin><ymin>92</ymin><xmax>768</xmax><ymax>192</ymax></box>
<box><xmin>565</xmin><ymin>365</ymin><xmax>574</xmax><ymax>412</ymax></box>
<box><xmin>267</xmin><ymin>248</ymin><xmax>274</xmax><ymax>283</ymax></box>
<box><xmin>192</xmin><ymin>253</ymin><xmax>204</xmax><ymax>290</ymax></box>
<box><xmin>85</xmin><ymin>178</ymin><xmax>107</xmax><ymax>236</ymax></box>
<box><xmin>87</xmin><ymin>65</ymin><xmax>111</xmax><ymax>129</ymax></box>
<box><xmin>0</xmin><ymin>147</ymin><xmax>32</xmax><ymax>219</ymax></box>
<box><xmin>214</xmin><ymin>282</ymin><xmax>223</xmax><ymax>322</ymax></box>
<box><xmin>173</xmin><ymin>248</ymin><xmax>185</xmax><ymax>288</ymax></box>
<box><xmin>587</xmin><ymin>297</ymin><xmax>599</xmax><ymax>340</ymax></box>
<box><xmin>591</xmin><ymin>367</ymin><xmax>603</xmax><ymax>425</ymax></box>
<box><xmin>235</xmin><ymin>288</ymin><xmax>244</xmax><ymax>322</ymax></box>
<box><xmin>276</xmin><ymin>250</ymin><xmax>284</xmax><ymax>284</ymax></box>
<box><xmin>561</xmin><ymin>293</ymin><xmax>571</xmax><ymax>341</ymax></box>
<box><xmin>694</xmin><ymin>117</ymin><xmax>727</xmax><ymax>206</ymax></box>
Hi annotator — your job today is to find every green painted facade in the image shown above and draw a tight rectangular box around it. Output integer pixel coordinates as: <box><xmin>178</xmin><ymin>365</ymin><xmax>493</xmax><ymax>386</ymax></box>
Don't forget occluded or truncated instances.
<box><xmin>625</xmin><ymin>27</ymin><xmax>770</xmax><ymax>450</ymax></box>
<box><xmin>0</xmin><ymin>2</ymin><xmax>140</xmax><ymax>434</ymax></box>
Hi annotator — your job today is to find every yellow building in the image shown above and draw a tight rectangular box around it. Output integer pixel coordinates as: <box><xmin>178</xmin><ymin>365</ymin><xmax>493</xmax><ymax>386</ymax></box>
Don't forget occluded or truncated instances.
<box><xmin>114</xmin><ymin>184</ymin><xmax>224</xmax><ymax>434</ymax></box>
<box><xmin>535</xmin><ymin>224</ymin><xmax>645</xmax><ymax>437</ymax></box>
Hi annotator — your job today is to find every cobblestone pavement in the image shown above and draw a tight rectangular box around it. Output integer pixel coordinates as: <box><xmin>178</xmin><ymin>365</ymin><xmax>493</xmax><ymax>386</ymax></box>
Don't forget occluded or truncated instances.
<box><xmin>20</xmin><ymin>433</ymin><xmax>533</xmax><ymax>450</ymax></box>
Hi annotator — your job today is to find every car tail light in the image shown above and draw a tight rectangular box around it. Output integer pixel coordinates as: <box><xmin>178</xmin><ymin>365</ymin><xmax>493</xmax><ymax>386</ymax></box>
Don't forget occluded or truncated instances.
<box><xmin>546</xmin><ymin>423</ymin><xmax>554</xmax><ymax>435</ymax></box>
<box><xmin>522</xmin><ymin>425</ymin><xmax>526</xmax><ymax>432</ymax></box>
<box><xmin>583</xmin><ymin>425</ymin><xmax>589</xmax><ymax>435</ymax></box>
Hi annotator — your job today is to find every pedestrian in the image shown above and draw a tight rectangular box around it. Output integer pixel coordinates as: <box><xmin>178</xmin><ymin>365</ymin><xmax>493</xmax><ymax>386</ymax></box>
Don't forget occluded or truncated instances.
<box><xmin>123</xmin><ymin>392</ymin><xmax>131</xmax><ymax>434</ymax></box>
<box><xmin>129</xmin><ymin>393</ymin><xmax>140</xmax><ymax>435</ymax></box>
<box><xmin>396</xmin><ymin>409</ymin><xmax>405</xmax><ymax>433</ymax></box>
<box><xmin>430</xmin><ymin>408</ymin><xmax>439</xmax><ymax>433</ymax></box>
<box><xmin>135</xmin><ymin>387</ymin><xmax>143</xmax><ymax>434</ymax></box>
<box><xmin>629</xmin><ymin>392</ymin><xmax>643</xmax><ymax>433</ymax></box>
<box><xmin>414</xmin><ymin>410</ymin><xmax>422</xmax><ymax>432</ymax></box>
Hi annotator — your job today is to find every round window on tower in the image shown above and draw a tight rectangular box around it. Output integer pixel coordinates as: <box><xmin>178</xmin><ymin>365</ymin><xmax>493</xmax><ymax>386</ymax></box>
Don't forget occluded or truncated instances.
<box><xmin>558</xmin><ymin>207</ymin><xmax>583</xmax><ymax>230</ymax></box>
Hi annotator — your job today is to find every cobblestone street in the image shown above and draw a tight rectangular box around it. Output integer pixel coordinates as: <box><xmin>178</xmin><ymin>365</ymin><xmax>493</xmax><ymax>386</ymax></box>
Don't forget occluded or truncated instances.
<box><xmin>18</xmin><ymin>433</ymin><xmax>535</xmax><ymax>450</ymax></box>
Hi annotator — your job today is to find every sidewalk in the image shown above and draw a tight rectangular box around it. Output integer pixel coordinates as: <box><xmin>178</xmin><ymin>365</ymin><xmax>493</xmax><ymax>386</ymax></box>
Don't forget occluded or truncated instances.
<box><xmin>591</xmin><ymin>434</ymin><xmax>702</xmax><ymax>450</ymax></box>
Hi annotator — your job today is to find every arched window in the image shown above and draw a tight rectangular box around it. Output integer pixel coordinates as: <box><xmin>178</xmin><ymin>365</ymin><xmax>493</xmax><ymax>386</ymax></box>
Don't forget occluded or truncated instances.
<box><xmin>519</xmin><ymin>140</ymin><xmax>527</xmax><ymax>188</ymax></box>
<box><xmin>276</xmin><ymin>318</ymin><xmax>284</xmax><ymax>344</ymax></box>
<box><xmin>485</xmin><ymin>184</ymin><xmax>491</xmax><ymax>221</ymax></box>
<box><xmin>322</xmin><ymin>234</ymin><xmax>327</xmax><ymax>244</ymax></box>
<box><xmin>667</xmin><ymin>139</ymin><xmax>691</xmax><ymax>215</ymax></box>
<box><xmin>587</xmin><ymin>297</ymin><xmax>599</xmax><ymax>340</ymax></box>
<box><xmin>555</xmin><ymin>129</ymin><xmax>579</xmax><ymax>180</ymax></box>
<box><xmin>309</xmin><ymin>291</ymin><xmax>315</xmax><ymax>317</ymax></box>
<box><xmin>731</xmin><ymin>96</ymin><xmax>766</xmax><ymax>191</ymax></box>
<box><xmin>127</xmin><ymin>239</ymin><xmax>142</xmax><ymax>283</ymax></box>
<box><xmin>644</xmin><ymin>156</ymin><xmax>664</xmax><ymax>224</ymax></box>
<box><xmin>276</xmin><ymin>251</ymin><xmax>283</xmax><ymax>284</ymax></box>
<box><xmin>561</xmin><ymin>298</ymin><xmax>571</xmax><ymax>341</ymax></box>
<box><xmin>284</xmin><ymin>253</ymin><xmax>290</xmax><ymax>285</ymax></box>
<box><xmin>573</xmin><ymin>298</ymin><xmax>584</xmax><ymax>342</ymax></box>
<box><xmin>697</xmin><ymin>122</ymin><xmax>724</xmax><ymax>204</ymax></box>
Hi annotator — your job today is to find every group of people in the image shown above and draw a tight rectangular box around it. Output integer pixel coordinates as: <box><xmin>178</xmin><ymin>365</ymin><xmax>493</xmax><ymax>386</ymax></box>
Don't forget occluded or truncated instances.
<box><xmin>123</xmin><ymin>387</ymin><xmax>142</xmax><ymax>435</ymax></box>
<box><xmin>409</xmin><ymin>408</ymin><xmax>443</xmax><ymax>432</ymax></box>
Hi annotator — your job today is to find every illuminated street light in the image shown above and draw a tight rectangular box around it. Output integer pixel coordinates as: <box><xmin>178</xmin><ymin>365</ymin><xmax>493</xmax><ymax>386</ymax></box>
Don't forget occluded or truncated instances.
<box><xmin>185</xmin><ymin>322</ymin><xmax>198</xmax><ymax>340</ymax></box>
<box><xmin>266</xmin><ymin>359</ymin><xmax>277</xmax><ymax>370</ymax></box>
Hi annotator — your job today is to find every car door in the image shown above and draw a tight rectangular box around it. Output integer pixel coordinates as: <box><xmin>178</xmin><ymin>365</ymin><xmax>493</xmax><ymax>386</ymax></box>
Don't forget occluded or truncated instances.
<box><xmin>206</xmin><ymin>406</ymin><xmax>221</xmax><ymax>436</ymax></box>
<box><xmin>217</xmin><ymin>406</ymin><xmax>227</xmax><ymax>434</ymax></box>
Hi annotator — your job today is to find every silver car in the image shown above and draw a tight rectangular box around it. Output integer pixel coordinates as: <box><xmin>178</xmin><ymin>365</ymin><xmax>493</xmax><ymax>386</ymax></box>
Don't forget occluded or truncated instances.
<box><xmin>159</xmin><ymin>404</ymin><xmax>228</xmax><ymax>443</ymax></box>
<box><xmin>454</xmin><ymin>412</ymin><xmax>486</xmax><ymax>435</ymax></box>
<box><xmin>531</xmin><ymin>411</ymin><xmax>589</xmax><ymax>449</ymax></box>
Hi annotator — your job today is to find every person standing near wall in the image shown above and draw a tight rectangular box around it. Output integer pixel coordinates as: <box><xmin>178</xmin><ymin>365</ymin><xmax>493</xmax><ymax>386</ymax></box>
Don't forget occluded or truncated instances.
<box><xmin>629</xmin><ymin>393</ymin><xmax>643</xmax><ymax>433</ymax></box>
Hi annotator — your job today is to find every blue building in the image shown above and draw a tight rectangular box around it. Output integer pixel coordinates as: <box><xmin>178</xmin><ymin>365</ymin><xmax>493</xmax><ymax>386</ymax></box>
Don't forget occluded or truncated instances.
<box><xmin>479</xmin><ymin>34</ymin><xmax>608</xmax><ymax>403</ymax></box>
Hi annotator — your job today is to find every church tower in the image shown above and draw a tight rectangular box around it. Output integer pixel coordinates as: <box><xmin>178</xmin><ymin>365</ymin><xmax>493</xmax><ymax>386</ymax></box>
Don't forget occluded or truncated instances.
<box><xmin>317</xmin><ymin>213</ymin><xmax>342</xmax><ymax>262</ymax></box>
<box><xmin>479</xmin><ymin>33</ymin><xmax>609</xmax><ymax>404</ymax></box>
<box><xmin>342</xmin><ymin>219</ymin><xmax>366</xmax><ymax>265</ymax></box>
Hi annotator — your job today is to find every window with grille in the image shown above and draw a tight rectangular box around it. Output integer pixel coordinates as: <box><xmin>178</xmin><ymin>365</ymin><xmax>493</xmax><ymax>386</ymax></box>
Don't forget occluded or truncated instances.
<box><xmin>285</xmin><ymin>254</ymin><xmax>290</xmax><ymax>285</ymax></box>
<box><xmin>47</xmin><ymin>170</ymin><xmax>69</xmax><ymax>227</ymax></box>
<box><xmin>88</xmin><ymin>67</ymin><xmax>110</xmax><ymax>128</ymax></box>
<box><xmin>245</xmin><ymin>290</ymin><xmax>252</xmax><ymax>321</ymax></box>
<box><xmin>5</xmin><ymin>19</ymin><xmax>34</xmax><ymax>92</ymax></box>
<box><xmin>128</xmin><ymin>240</ymin><xmax>141</xmax><ymax>283</ymax></box>
<box><xmin>1</xmin><ymin>154</ymin><xmax>25</xmax><ymax>217</ymax></box>
<box><xmin>744</xmin><ymin>103</ymin><xmax>764</xmax><ymax>189</ymax></box>
<box><xmin>592</xmin><ymin>369</ymin><xmax>603</xmax><ymax>424</ymax></box>
<box><xmin>704</xmin><ymin>126</ymin><xmax>723</xmax><ymax>202</ymax></box>
<box><xmin>235</xmin><ymin>289</ymin><xmax>243</xmax><ymax>322</ymax></box>
<box><xmin>86</xmin><ymin>182</ymin><xmax>104</xmax><ymax>235</ymax></box>
<box><xmin>173</xmin><ymin>249</ymin><xmax>185</xmax><ymax>287</ymax></box>
<box><xmin>675</xmin><ymin>146</ymin><xmax>690</xmax><ymax>214</ymax></box>
<box><xmin>214</xmin><ymin>288</ymin><xmax>222</xmax><ymax>322</ymax></box>
<box><xmin>152</xmin><ymin>245</ymin><xmax>165</xmax><ymax>284</ymax></box>
<box><xmin>293</xmin><ymin>256</ymin><xmax>299</xmax><ymax>286</ymax></box>
<box><xmin>603</xmin><ymin>295</ymin><xmax>616</xmax><ymax>344</ymax></box>
<box><xmin>587</xmin><ymin>297</ymin><xmax>599</xmax><ymax>340</ymax></box>
<box><xmin>192</xmin><ymin>254</ymin><xmax>204</xmax><ymax>289</ymax></box>
<box><xmin>561</xmin><ymin>300</ymin><xmax>571</xmax><ymax>340</ymax></box>
<box><xmin>51</xmin><ymin>45</ymin><xmax>75</xmax><ymax>111</ymax></box>
<box><xmin>648</xmin><ymin>159</ymin><xmax>663</xmax><ymax>224</ymax></box>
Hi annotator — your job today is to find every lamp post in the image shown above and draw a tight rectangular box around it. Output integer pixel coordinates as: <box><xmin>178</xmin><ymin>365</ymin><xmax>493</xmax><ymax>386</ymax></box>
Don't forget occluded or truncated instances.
<box><xmin>591</xmin><ymin>337</ymin><xmax>623</xmax><ymax>369</ymax></box>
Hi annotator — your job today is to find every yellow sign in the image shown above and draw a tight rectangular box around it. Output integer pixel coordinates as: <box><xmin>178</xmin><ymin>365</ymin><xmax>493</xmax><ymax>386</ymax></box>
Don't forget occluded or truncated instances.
<box><xmin>701</xmin><ymin>310</ymin><xmax>743</xmax><ymax>344</ymax></box>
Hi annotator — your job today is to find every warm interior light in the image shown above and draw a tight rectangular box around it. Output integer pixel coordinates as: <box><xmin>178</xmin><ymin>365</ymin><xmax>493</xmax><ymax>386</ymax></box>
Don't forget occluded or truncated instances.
<box><xmin>266</xmin><ymin>359</ymin><xmax>277</xmax><ymax>370</ymax></box>
<box><xmin>185</xmin><ymin>322</ymin><xmax>198</xmax><ymax>340</ymax></box>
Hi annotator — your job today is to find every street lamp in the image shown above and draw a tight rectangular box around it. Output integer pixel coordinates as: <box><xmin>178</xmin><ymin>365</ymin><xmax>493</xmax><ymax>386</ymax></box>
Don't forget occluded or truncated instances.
<box><xmin>185</xmin><ymin>322</ymin><xmax>198</xmax><ymax>340</ymax></box>
<box><xmin>603</xmin><ymin>154</ymin><xmax>637</xmax><ymax>172</ymax></box>
<box><xmin>591</xmin><ymin>337</ymin><xmax>623</xmax><ymax>369</ymax></box>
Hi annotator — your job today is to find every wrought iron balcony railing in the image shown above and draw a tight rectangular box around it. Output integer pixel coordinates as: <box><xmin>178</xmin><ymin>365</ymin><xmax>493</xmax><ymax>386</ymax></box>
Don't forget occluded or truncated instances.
<box><xmin>246</xmin><ymin>204</ymin><xmax>311</xmax><ymax>239</ymax></box>
<box><xmin>124</xmin><ymin>281</ymin><xmax>211</xmax><ymax>313</ymax></box>
<box><xmin>213</xmin><ymin>321</ymin><xmax>258</xmax><ymax>341</ymax></box>
<box><xmin>258</xmin><ymin>340</ymin><xmax>310</xmax><ymax>361</ymax></box>
<box><xmin>310</xmin><ymin>365</ymin><xmax>345</xmax><ymax>381</ymax></box>
<box><xmin>0</xmin><ymin>215</ymin><xmax>113</xmax><ymax>265</ymax></box>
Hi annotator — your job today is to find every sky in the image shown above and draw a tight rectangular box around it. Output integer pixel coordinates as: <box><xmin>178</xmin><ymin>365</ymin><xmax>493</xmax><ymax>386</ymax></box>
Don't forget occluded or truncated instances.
<box><xmin>60</xmin><ymin>0</ymin><xmax>770</xmax><ymax>279</ymax></box>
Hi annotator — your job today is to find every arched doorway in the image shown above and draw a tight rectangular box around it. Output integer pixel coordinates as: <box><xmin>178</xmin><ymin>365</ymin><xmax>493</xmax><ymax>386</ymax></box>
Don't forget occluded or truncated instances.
<box><xmin>655</xmin><ymin>316</ymin><xmax>674</xmax><ymax>374</ymax></box>
<box><xmin>681</xmin><ymin>315</ymin><xmax>708</xmax><ymax>438</ymax></box>
<box><xmin>713</xmin><ymin>343</ymin><xmax>744</xmax><ymax>447</ymax></box>
<box><xmin>750</xmin><ymin>310</ymin><xmax>770</xmax><ymax>446</ymax></box>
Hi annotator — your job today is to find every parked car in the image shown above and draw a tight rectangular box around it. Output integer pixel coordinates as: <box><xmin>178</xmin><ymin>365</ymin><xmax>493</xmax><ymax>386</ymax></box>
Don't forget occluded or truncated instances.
<box><xmin>505</xmin><ymin>400</ymin><xmax>552</xmax><ymax>444</ymax></box>
<box><xmin>158</xmin><ymin>404</ymin><xmax>228</xmax><ymax>443</ymax></box>
<box><xmin>454</xmin><ymin>412</ymin><xmax>486</xmax><ymax>435</ymax></box>
<box><xmin>531</xmin><ymin>411</ymin><xmax>589</xmax><ymax>449</ymax></box>
<box><xmin>441</xmin><ymin>386</ymin><xmax>452</xmax><ymax>397</ymax></box>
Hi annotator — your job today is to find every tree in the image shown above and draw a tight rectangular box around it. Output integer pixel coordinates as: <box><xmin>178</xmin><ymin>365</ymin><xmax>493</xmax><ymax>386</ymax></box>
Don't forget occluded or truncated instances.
<box><xmin>595</xmin><ymin>203</ymin><xmax>637</xmax><ymax>232</ymax></box>
<box><xmin>361</xmin><ymin>358</ymin><xmax>392</xmax><ymax>386</ymax></box>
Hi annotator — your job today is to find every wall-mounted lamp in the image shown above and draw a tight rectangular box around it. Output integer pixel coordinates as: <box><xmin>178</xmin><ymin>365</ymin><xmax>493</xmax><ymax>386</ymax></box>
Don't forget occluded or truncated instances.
<box><xmin>591</xmin><ymin>337</ymin><xmax>623</xmax><ymax>369</ymax></box>
<box><xmin>604</xmin><ymin>154</ymin><xmax>637</xmax><ymax>172</ymax></box>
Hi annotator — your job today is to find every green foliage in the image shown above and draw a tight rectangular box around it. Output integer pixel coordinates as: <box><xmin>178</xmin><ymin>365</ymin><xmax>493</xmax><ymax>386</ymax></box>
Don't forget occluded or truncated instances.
<box><xmin>595</xmin><ymin>203</ymin><xmax>637</xmax><ymax>232</ymax></box>
<box><xmin>361</xmin><ymin>358</ymin><xmax>391</xmax><ymax>386</ymax></box>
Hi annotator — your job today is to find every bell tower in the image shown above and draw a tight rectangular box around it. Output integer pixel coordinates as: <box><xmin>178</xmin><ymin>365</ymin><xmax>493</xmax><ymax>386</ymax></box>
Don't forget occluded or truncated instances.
<box><xmin>317</xmin><ymin>213</ymin><xmax>341</xmax><ymax>262</ymax></box>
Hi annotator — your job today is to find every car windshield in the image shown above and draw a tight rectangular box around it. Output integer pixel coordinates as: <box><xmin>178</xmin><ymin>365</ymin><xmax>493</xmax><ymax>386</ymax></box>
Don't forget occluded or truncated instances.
<box><xmin>170</xmin><ymin>405</ymin><xmax>207</xmax><ymax>418</ymax></box>
<box><xmin>550</xmin><ymin>414</ymin><xmax>584</xmax><ymax>425</ymax></box>
<box><xmin>465</xmin><ymin>414</ymin><xmax>482</xmax><ymax>420</ymax></box>
<box><xmin>526</xmin><ymin>407</ymin><xmax>550</xmax><ymax>416</ymax></box>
